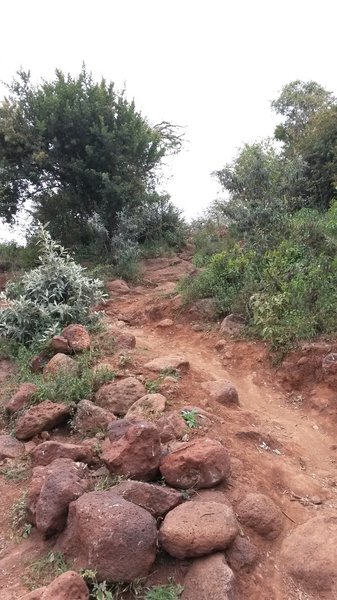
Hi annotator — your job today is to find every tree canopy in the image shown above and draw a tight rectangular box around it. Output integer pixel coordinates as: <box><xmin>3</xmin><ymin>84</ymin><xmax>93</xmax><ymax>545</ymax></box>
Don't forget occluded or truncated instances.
<box><xmin>0</xmin><ymin>66</ymin><xmax>183</xmax><ymax>245</ymax></box>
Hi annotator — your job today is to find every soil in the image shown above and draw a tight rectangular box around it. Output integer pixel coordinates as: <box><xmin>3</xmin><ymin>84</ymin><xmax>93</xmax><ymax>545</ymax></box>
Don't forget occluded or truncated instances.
<box><xmin>1</xmin><ymin>254</ymin><xmax>337</xmax><ymax>599</ymax></box>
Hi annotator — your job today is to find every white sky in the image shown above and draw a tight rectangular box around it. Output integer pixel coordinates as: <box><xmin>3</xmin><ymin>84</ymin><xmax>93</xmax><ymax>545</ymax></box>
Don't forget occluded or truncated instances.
<box><xmin>1</xmin><ymin>0</ymin><xmax>337</xmax><ymax>241</ymax></box>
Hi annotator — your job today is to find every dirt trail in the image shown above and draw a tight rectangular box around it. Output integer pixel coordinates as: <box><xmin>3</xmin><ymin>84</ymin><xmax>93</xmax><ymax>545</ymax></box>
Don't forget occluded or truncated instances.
<box><xmin>1</xmin><ymin>255</ymin><xmax>337</xmax><ymax>599</ymax></box>
<box><xmin>107</xmin><ymin>256</ymin><xmax>337</xmax><ymax>599</ymax></box>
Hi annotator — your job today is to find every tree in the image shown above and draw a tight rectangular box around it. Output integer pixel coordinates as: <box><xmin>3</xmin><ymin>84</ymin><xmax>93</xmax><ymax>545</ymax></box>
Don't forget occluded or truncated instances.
<box><xmin>271</xmin><ymin>80</ymin><xmax>334</xmax><ymax>148</ymax></box>
<box><xmin>0</xmin><ymin>67</ymin><xmax>183</xmax><ymax>245</ymax></box>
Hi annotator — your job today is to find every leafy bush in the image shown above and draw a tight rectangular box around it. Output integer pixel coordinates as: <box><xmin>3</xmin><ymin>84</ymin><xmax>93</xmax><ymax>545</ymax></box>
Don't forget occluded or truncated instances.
<box><xmin>0</xmin><ymin>225</ymin><xmax>105</xmax><ymax>344</ymax></box>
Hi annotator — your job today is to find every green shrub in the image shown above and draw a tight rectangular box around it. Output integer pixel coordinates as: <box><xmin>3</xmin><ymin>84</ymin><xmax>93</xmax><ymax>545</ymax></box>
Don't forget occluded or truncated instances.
<box><xmin>0</xmin><ymin>225</ymin><xmax>105</xmax><ymax>344</ymax></box>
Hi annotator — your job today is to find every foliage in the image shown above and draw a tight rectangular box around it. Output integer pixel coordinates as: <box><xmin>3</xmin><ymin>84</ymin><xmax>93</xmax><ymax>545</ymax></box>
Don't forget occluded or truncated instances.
<box><xmin>0</xmin><ymin>461</ymin><xmax>31</xmax><ymax>482</ymax></box>
<box><xmin>181</xmin><ymin>409</ymin><xmax>198</xmax><ymax>429</ymax></box>
<box><xmin>81</xmin><ymin>569</ymin><xmax>143</xmax><ymax>599</ymax></box>
<box><xmin>144</xmin><ymin>582</ymin><xmax>184</xmax><ymax>600</ymax></box>
<box><xmin>0</xmin><ymin>66</ymin><xmax>183</xmax><ymax>248</ymax></box>
<box><xmin>0</xmin><ymin>224</ymin><xmax>105</xmax><ymax>344</ymax></box>
<box><xmin>11</xmin><ymin>492</ymin><xmax>31</xmax><ymax>538</ymax></box>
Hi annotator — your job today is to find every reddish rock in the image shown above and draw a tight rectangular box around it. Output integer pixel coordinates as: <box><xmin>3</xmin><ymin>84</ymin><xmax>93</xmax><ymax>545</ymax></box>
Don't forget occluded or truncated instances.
<box><xmin>107</xmin><ymin>279</ymin><xmax>130</xmax><ymax>294</ymax></box>
<box><xmin>201</xmin><ymin>380</ymin><xmax>239</xmax><ymax>406</ymax></box>
<box><xmin>73</xmin><ymin>399</ymin><xmax>116</xmax><ymax>435</ymax></box>
<box><xmin>107</xmin><ymin>418</ymin><xmax>134</xmax><ymax>442</ymax></box>
<box><xmin>28</xmin><ymin>458</ymin><xmax>88</xmax><ymax>536</ymax></box>
<box><xmin>5</xmin><ymin>382</ymin><xmax>38</xmax><ymax>414</ymax></box>
<box><xmin>322</xmin><ymin>352</ymin><xmax>337</xmax><ymax>373</ymax></box>
<box><xmin>226</xmin><ymin>536</ymin><xmax>259</xmax><ymax>572</ymax></box>
<box><xmin>21</xmin><ymin>570</ymin><xmax>90</xmax><ymax>600</ymax></box>
<box><xmin>61</xmin><ymin>324</ymin><xmax>91</xmax><ymax>352</ymax></box>
<box><xmin>189</xmin><ymin>298</ymin><xmax>218</xmax><ymax>321</ymax></box>
<box><xmin>30</xmin><ymin>441</ymin><xmax>93</xmax><ymax>466</ymax></box>
<box><xmin>15</xmin><ymin>401</ymin><xmax>72</xmax><ymax>440</ymax></box>
<box><xmin>111</xmin><ymin>480</ymin><xmax>183</xmax><ymax>517</ymax></box>
<box><xmin>160</xmin><ymin>438</ymin><xmax>231</xmax><ymax>489</ymax></box>
<box><xmin>157</xmin><ymin>411</ymin><xmax>188</xmax><ymax>443</ymax></box>
<box><xmin>102</xmin><ymin>420</ymin><xmax>161</xmax><ymax>481</ymax></box>
<box><xmin>126</xmin><ymin>393</ymin><xmax>166</xmax><ymax>418</ymax></box>
<box><xmin>182</xmin><ymin>553</ymin><xmax>235</xmax><ymax>600</ymax></box>
<box><xmin>0</xmin><ymin>434</ymin><xmax>24</xmax><ymax>459</ymax></box>
<box><xmin>281</xmin><ymin>515</ymin><xmax>337</xmax><ymax>593</ymax></box>
<box><xmin>157</xmin><ymin>319</ymin><xmax>174</xmax><ymax>327</ymax></box>
<box><xmin>30</xmin><ymin>352</ymin><xmax>49</xmax><ymax>374</ymax></box>
<box><xmin>237</xmin><ymin>493</ymin><xmax>283</xmax><ymax>540</ymax></box>
<box><xmin>144</xmin><ymin>355</ymin><xmax>189</xmax><ymax>372</ymax></box>
<box><xmin>44</xmin><ymin>353</ymin><xmax>79</xmax><ymax>378</ymax></box>
<box><xmin>95</xmin><ymin>377</ymin><xmax>145</xmax><ymax>415</ymax></box>
<box><xmin>159</xmin><ymin>502</ymin><xmax>238</xmax><ymax>558</ymax></box>
<box><xmin>58</xmin><ymin>492</ymin><xmax>157</xmax><ymax>581</ymax></box>
<box><xmin>51</xmin><ymin>335</ymin><xmax>70</xmax><ymax>354</ymax></box>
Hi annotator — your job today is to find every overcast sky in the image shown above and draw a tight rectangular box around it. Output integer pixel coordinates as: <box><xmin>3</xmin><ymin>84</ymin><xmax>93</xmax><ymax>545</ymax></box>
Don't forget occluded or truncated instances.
<box><xmin>1</xmin><ymin>0</ymin><xmax>337</xmax><ymax>241</ymax></box>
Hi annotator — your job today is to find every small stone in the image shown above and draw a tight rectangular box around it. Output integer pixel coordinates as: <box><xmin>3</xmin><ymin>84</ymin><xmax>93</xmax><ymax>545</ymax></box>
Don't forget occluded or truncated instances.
<box><xmin>44</xmin><ymin>353</ymin><xmax>79</xmax><ymax>378</ymax></box>
<box><xmin>237</xmin><ymin>493</ymin><xmax>283</xmax><ymax>540</ymax></box>
<box><xmin>73</xmin><ymin>399</ymin><xmax>116</xmax><ymax>435</ymax></box>
<box><xmin>226</xmin><ymin>536</ymin><xmax>259</xmax><ymax>572</ymax></box>
<box><xmin>107</xmin><ymin>279</ymin><xmax>130</xmax><ymax>294</ymax></box>
<box><xmin>157</xmin><ymin>319</ymin><xmax>174</xmax><ymax>327</ymax></box>
<box><xmin>95</xmin><ymin>377</ymin><xmax>146</xmax><ymax>416</ymax></box>
<box><xmin>126</xmin><ymin>393</ymin><xmax>166</xmax><ymax>418</ymax></box>
<box><xmin>156</xmin><ymin>411</ymin><xmax>188</xmax><ymax>443</ymax></box>
<box><xmin>5</xmin><ymin>383</ymin><xmax>38</xmax><ymax>414</ymax></box>
<box><xmin>201</xmin><ymin>380</ymin><xmax>239</xmax><ymax>406</ymax></box>
<box><xmin>182</xmin><ymin>553</ymin><xmax>235</xmax><ymax>600</ymax></box>
<box><xmin>144</xmin><ymin>355</ymin><xmax>189</xmax><ymax>372</ymax></box>
<box><xmin>111</xmin><ymin>480</ymin><xmax>183</xmax><ymax>517</ymax></box>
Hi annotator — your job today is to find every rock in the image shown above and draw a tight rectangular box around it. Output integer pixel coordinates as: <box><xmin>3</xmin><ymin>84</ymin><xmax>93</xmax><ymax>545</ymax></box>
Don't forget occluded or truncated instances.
<box><xmin>226</xmin><ymin>536</ymin><xmax>259</xmax><ymax>572</ymax></box>
<box><xmin>107</xmin><ymin>279</ymin><xmax>130</xmax><ymax>294</ymax></box>
<box><xmin>95</xmin><ymin>377</ymin><xmax>146</xmax><ymax>415</ymax></box>
<box><xmin>219</xmin><ymin>314</ymin><xmax>245</xmax><ymax>337</ymax></box>
<box><xmin>30</xmin><ymin>352</ymin><xmax>49</xmax><ymax>374</ymax></box>
<box><xmin>144</xmin><ymin>355</ymin><xmax>189</xmax><ymax>372</ymax></box>
<box><xmin>109</xmin><ymin>327</ymin><xmax>136</xmax><ymax>350</ymax></box>
<box><xmin>182</xmin><ymin>553</ymin><xmax>235</xmax><ymax>600</ymax></box>
<box><xmin>51</xmin><ymin>335</ymin><xmax>71</xmax><ymax>354</ymax></box>
<box><xmin>322</xmin><ymin>352</ymin><xmax>337</xmax><ymax>373</ymax></box>
<box><xmin>110</xmin><ymin>480</ymin><xmax>183</xmax><ymax>517</ymax></box>
<box><xmin>102</xmin><ymin>420</ymin><xmax>161</xmax><ymax>480</ymax></box>
<box><xmin>189</xmin><ymin>298</ymin><xmax>218</xmax><ymax>321</ymax></box>
<box><xmin>28</xmin><ymin>458</ymin><xmax>88</xmax><ymax>536</ymax></box>
<box><xmin>15</xmin><ymin>401</ymin><xmax>72</xmax><ymax>440</ymax></box>
<box><xmin>215</xmin><ymin>340</ymin><xmax>227</xmax><ymax>352</ymax></box>
<box><xmin>5</xmin><ymin>382</ymin><xmax>38</xmax><ymax>414</ymax></box>
<box><xmin>0</xmin><ymin>434</ymin><xmax>24</xmax><ymax>459</ymax></box>
<box><xmin>190</xmin><ymin>489</ymin><xmax>232</xmax><ymax>506</ymax></box>
<box><xmin>159</xmin><ymin>502</ymin><xmax>238</xmax><ymax>558</ymax></box>
<box><xmin>20</xmin><ymin>571</ymin><xmax>90</xmax><ymax>600</ymax></box>
<box><xmin>281</xmin><ymin>515</ymin><xmax>337</xmax><ymax>593</ymax></box>
<box><xmin>237</xmin><ymin>493</ymin><xmax>283</xmax><ymax>540</ymax></box>
<box><xmin>160</xmin><ymin>438</ymin><xmax>231</xmax><ymax>489</ymax></box>
<box><xmin>73</xmin><ymin>399</ymin><xmax>116</xmax><ymax>435</ymax></box>
<box><xmin>156</xmin><ymin>411</ymin><xmax>188</xmax><ymax>443</ymax></box>
<box><xmin>44</xmin><ymin>353</ymin><xmax>79</xmax><ymax>378</ymax></box>
<box><xmin>58</xmin><ymin>492</ymin><xmax>157</xmax><ymax>581</ymax></box>
<box><xmin>157</xmin><ymin>319</ymin><xmax>174</xmax><ymax>327</ymax></box>
<box><xmin>126</xmin><ymin>393</ymin><xmax>166</xmax><ymax>418</ymax></box>
<box><xmin>30</xmin><ymin>441</ymin><xmax>93</xmax><ymax>466</ymax></box>
<box><xmin>61</xmin><ymin>324</ymin><xmax>91</xmax><ymax>352</ymax></box>
<box><xmin>201</xmin><ymin>380</ymin><xmax>239</xmax><ymax>406</ymax></box>
<box><xmin>107</xmin><ymin>418</ymin><xmax>134</xmax><ymax>442</ymax></box>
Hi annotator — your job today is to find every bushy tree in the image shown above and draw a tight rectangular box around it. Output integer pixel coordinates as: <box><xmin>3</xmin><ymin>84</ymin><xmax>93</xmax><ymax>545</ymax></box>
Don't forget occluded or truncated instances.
<box><xmin>0</xmin><ymin>66</ymin><xmax>183</xmax><ymax>245</ymax></box>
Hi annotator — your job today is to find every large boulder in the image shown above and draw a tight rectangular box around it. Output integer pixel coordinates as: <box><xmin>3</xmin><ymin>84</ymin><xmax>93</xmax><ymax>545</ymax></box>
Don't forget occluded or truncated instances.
<box><xmin>0</xmin><ymin>434</ymin><xmax>24</xmax><ymax>459</ymax></box>
<box><xmin>15</xmin><ymin>401</ymin><xmax>72</xmax><ymax>440</ymax></box>
<box><xmin>21</xmin><ymin>571</ymin><xmax>90</xmax><ymax>600</ymax></box>
<box><xmin>111</xmin><ymin>480</ymin><xmax>183</xmax><ymax>517</ymax></box>
<box><xmin>201</xmin><ymin>380</ymin><xmax>239</xmax><ymax>406</ymax></box>
<box><xmin>73</xmin><ymin>399</ymin><xmax>116</xmax><ymax>435</ymax></box>
<box><xmin>44</xmin><ymin>353</ymin><xmax>79</xmax><ymax>378</ymax></box>
<box><xmin>182</xmin><ymin>553</ymin><xmax>235</xmax><ymax>600</ymax></box>
<box><xmin>144</xmin><ymin>355</ymin><xmax>189</xmax><ymax>372</ymax></box>
<box><xmin>160</xmin><ymin>438</ymin><xmax>231</xmax><ymax>489</ymax></box>
<box><xmin>27</xmin><ymin>458</ymin><xmax>88</xmax><ymax>537</ymax></box>
<box><xmin>95</xmin><ymin>377</ymin><xmax>145</xmax><ymax>415</ymax></box>
<box><xmin>159</xmin><ymin>501</ymin><xmax>238</xmax><ymax>558</ymax></box>
<box><xmin>281</xmin><ymin>515</ymin><xmax>337</xmax><ymax>593</ymax></box>
<box><xmin>237</xmin><ymin>493</ymin><xmax>283</xmax><ymax>540</ymax></box>
<box><xmin>5</xmin><ymin>382</ymin><xmax>38</xmax><ymax>414</ymax></box>
<box><xmin>57</xmin><ymin>492</ymin><xmax>157</xmax><ymax>581</ymax></box>
<box><xmin>102</xmin><ymin>420</ymin><xmax>161</xmax><ymax>481</ymax></box>
<box><xmin>30</xmin><ymin>441</ymin><xmax>93</xmax><ymax>466</ymax></box>
<box><xmin>126</xmin><ymin>393</ymin><xmax>166</xmax><ymax>419</ymax></box>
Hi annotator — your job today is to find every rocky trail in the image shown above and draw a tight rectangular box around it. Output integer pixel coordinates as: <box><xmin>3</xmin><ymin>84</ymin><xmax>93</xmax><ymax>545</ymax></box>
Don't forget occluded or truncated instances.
<box><xmin>1</xmin><ymin>255</ymin><xmax>337</xmax><ymax>599</ymax></box>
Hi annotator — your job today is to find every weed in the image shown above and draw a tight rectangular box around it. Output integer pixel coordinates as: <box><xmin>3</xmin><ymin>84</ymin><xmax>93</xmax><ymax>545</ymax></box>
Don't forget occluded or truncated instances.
<box><xmin>145</xmin><ymin>378</ymin><xmax>161</xmax><ymax>393</ymax></box>
<box><xmin>81</xmin><ymin>569</ymin><xmax>143</xmax><ymax>599</ymax></box>
<box><xmin>93</xmin><ymin>475</ymin><xmax>114</xmax><ymax>492</ymax></box>
<box><xmin>159</xmin><ymin>368</ymin><xmax>180</xmax><ymax>379</ymax></box>
<box><xmin>118</xmin><ymin>353</ymin><xmax>134</xmax><ymax>368</ymax></box>
<box><xmin>11</xmin><ymin>491</ymin><xmax>32</xmax><ymax>539</ymax></box>
<box><xmin>0</xmin><ymin>461</ymin><xmax>31</xmax><ymax>482</ymax></box>
<box><xmin>181</xmin><ymin>409</ymin><xmax>199</xmax><ymax>429</ymax></box>
<box><xmin>145</xmin><ymin>582</ymin><xmax>184</xmax><ymax>600</ymax></box>
<box><xmin>24</xmin><ymin>551</ymin><xmax>70</xmax><ymax>589</ymax></box>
